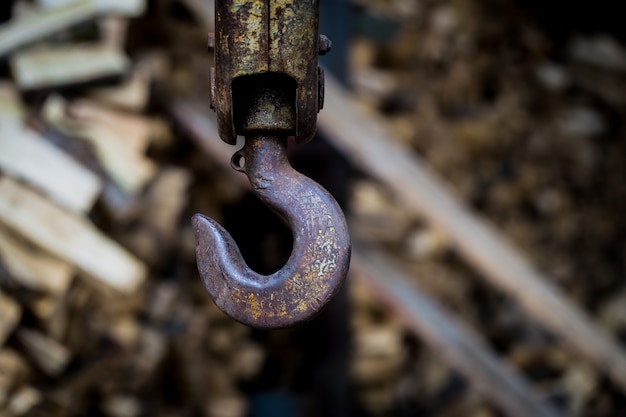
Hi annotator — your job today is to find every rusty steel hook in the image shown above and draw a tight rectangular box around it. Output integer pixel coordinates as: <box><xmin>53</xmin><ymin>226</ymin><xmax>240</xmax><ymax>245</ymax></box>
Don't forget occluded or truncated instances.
<box><xmin>192</xmin><ymin>135</ymin><xmax>351</xmax><ymax>328</ymax></box>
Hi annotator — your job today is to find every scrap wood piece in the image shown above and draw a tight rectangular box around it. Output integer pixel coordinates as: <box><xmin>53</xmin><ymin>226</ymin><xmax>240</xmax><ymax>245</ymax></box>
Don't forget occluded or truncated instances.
<box><xmin>0</xmin><ymin>291</ymin><xmax>21</xmax><ymax>347</ymax></box>
<box><xmin>64</xmin><ymin>98</ymin><xmax>168</xmax><ymax>153</ymax></box>
<box><xmin>122</xmin><ymin>167</ymin><xmax>192</xmax><ymax>263</ymax></box>
<box><xmin>0</xmin><ymin>225</ymin><xmax>74</xmax><ymax>295</ymax></box>
<box><xmin>0</xmin><ymin>82</ymin><xmax>25</xmax><ymax>122</ymax></box>
<box><xmin>127</xmin><ymin>328</ymin><xmax>167</xmax><ymax>390</ymax></box>
<box><xmin>0</xmin><ymin>176</ymin><xmax>146</xmax><ymax>294</ymax></box>
<box><xmin>16</xmin><ymin>329</ymin><xmax>70</xmax><ymax>376</ymax></box>
<box><xmin>318</xmin><ymin>72</ymin><xmax>626</xmax><ymax>392</ymax></box>
<box><xmin>5</xmin><ymin>385</ymin><xmax>41</xmax><ymax>416</ymax></box>
<box><xmin>0</xmin><ymin>0</ymin><xmax>147</xmax><ymax>57</ymax></box>
<box><xmin>204</xmin><ymin>395</ymin><xmax>247</xmax><ymax>417</ymax></box>
<box><xmin>0</xmin><ymin>349</ymin><xmax>29</xmax><ymax>405</ymax></box>
<box><xmin>100</xmin><ymin>394</ymin><xmax>141</xmax><ymax>417</ymax></box>
<box><xmin>27</xmin><ymin>295</ymin><xmax>69</xmax><ymax>343</ymax></box>
<box><xmin>11</xmin><ymin>43</ymin><xmax>129</xmax><ymax>91</ymax></box>
<box><xmin>86</xmin><ymin>65</ymin><xmax>150</xmax><ymax>112</ymax></box>
<box><xmin>352</xmin><ymin>246</ymin><xmax>563</xmax><ymax>417</ymax></box>
<box><xmin>0</xmin><ymin>123</ymin><xmax>102</xmax><ymax>214</ymax></box>
<box><xmin>37</xmin><ymin>0</ymin><xmax>146</xmax><ymax>17</ymax></box>
<box><xmin>43</xmin><ymin>95</ymin><xmax>157</xmax><ymax>194</ymax></box>
<box><xmin>0</xmin><ymin>0</ymin><xmax>98</xmax><ymax>58</ymax></box>
<box><xmin>142</xmin><ymin>167</ymin><xmax>191</xmax><ymax>239</ymax></box>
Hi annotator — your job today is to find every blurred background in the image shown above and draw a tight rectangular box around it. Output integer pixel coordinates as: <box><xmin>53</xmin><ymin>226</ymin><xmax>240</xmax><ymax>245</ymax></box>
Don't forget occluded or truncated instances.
<box><xmin>1</xmin><ymin>0</ymin><xmax>626</xmax><ymax>416</ymax></box>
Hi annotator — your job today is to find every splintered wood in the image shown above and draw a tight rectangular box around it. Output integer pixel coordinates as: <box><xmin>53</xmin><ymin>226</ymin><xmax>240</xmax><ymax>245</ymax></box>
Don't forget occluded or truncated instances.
<box><xmin>0</xmin><ymin>177</ymin><xmax>146</xmax><ymax>293</ymax></box>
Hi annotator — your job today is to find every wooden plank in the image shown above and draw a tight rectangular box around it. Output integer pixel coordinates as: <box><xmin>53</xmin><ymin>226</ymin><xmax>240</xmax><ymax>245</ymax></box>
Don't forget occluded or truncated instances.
<box><xmin>0</xmin><ymin>225</ymin><xmax>74</xmax><ymax>295</ymax></box>
<box><xmin>352</xmin><ymin>246</ymin><xmax>562</xmax><ymax>417</ymax></box>
<box><xmin>318</xmin><ymin>72</ymin><xmax>626</xmax><ymax>392</ymax></box>
<box><xmin>0</xmin><ymin>291</ymin><xmax>21</xmax><ymax>347</ymax></box>
<box><xmin>0</xmin><ymin>0</ymin><xmax>98</xmax><ymax>57</ymax></box>
<box><xmin>0</xmin><ymin>123</ymin><xmax>102</xmax><ymax>214</ymax></box>
<box><xmin>0</xmin><ymin>0</ymin><xmax>148</xmax><ymax>57</ymax></box>
<box><xmin>0</xmin><ymin>176</ymin><xmax>146</xmax><ymax>294</ymax></box>
<box><xmin>11</xmin><ymin>43</ymin><xmax>129</xmax><ymax>90</ymax></box>
<box><xmin>37</xmin><ymin>0</ymin><xmax>146</xmax><ymax>17</ymax></box>
<box><xmin>0</xmin><ymin>84</ymin><xmax>102</xmax><ymax>222</ymax></box>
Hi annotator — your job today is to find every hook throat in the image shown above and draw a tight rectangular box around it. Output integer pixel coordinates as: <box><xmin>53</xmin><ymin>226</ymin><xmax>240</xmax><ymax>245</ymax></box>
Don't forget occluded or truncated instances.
<box><xmin>193</xmin><ymin>135</ymin><xmax>351</xmax><ymax>328</ymax></box>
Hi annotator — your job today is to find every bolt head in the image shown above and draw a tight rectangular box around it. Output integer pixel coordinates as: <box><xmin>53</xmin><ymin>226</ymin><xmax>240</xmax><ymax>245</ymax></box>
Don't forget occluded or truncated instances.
<box><xmin>207</xmin><ymin>32</ymin><xmax>215</xmax><ymax>51</ymax></box>
<box><xmin>318</xmin><ymin>35</ymin><xmax>332</xmax><ymax>55</ymax></box>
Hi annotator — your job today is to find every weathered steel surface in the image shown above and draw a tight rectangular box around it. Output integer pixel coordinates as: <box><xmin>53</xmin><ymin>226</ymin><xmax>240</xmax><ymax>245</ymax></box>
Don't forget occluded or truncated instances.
<box><xmin>213</xmin><ymin>0</ymin><xmax>269</xmax><ymax>144</ymax></box>
<box><xmin>192</xmin><ymin>136</ymin><xmax>351</xmax><ymax>328</ymax></box>
<box><xmin>231</xmin><ymin>73</ymin><xmax>296</xmax><ymax>133</ymax></box>
<box><xmin>196</xmin><ymin>1</ymin><xmax>349</xmax><ymax>328</ymax></box>
<box><xmin>269</xmin><ymin>0</ymin><xmax>320</xmax><ymax>143</ymax></box>
<box><xmin>212</xmin><ymin>0</ymin><xmax>321</xmax><ymax>144</ymax></box>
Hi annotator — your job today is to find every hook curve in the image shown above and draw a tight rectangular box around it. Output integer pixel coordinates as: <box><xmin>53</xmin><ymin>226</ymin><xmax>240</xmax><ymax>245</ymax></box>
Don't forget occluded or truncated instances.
<box><xmin>192</xmin><ymin>135</ymin><xmax>351</xmax><ymax>328</ymax></box>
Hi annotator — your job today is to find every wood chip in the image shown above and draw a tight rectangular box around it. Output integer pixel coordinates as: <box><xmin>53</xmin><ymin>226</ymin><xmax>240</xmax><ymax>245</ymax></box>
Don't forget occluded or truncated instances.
<box><xmin>0</xmin><ymin>177</ymin><xmax>146</xmax><ymax>294</ymax></box>
<box><xmin>0</xmin><ymin>82</ymin><xmax>25</xmax><ymax>123</ymax></box>
<box><xmin>17</xmin><ymin>329</ymin><xmax>70</xmax><ymax>376</ymax></box>
<box><xmin>0</xmin><ymin>291</ymin><xmax>21</xmax><ymax>347</ymax></box>
<box><xmin>0</xmin><ymin>225</ymin><xmax>74</xmax><ymax>295</ymax></box>
<box><xmin>101</xmin><ymin>394</ymin><xmax>141</xmax><ymax>417</ymax></box>
<box><xmin>204</xmin><ymin>395</ymin><xmax>247</xmax><ymax>417</ymax></box>
<box><xmin>0</xmin><ymin>350</ymin><xmax>29</xmax><ymax>406</ymax></box>
<box><xmin>5</xmin><ymin>385</ymin><xmax>41</xmax><ymax>416</ymax></box>
<box><xmin>0</xmin><ymin>122</ymin><xmax>102</xmax><ymax>214</ymax></box>
<box><xmin>123</xmin><ymin>167</ymin><xmax>191</xmax><ymax>261</ymax></box>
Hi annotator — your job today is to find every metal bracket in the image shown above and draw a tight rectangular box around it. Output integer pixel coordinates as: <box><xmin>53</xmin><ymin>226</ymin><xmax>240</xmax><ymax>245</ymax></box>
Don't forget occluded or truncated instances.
<box><xmin>209</xmin><ymin>0</ymin><xmax>324</xmax><ymax>145</ymax></box>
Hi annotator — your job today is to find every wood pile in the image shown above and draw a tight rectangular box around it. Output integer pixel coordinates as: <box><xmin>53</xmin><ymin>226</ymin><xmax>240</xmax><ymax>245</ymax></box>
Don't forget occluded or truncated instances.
<box><xmin>340</xmin><ymin>1</ymin><xmax>626</xmax><ymax>415</ymax></box>
<box><xmin>0</xmin><ymin>0</ymin><xmax>625</xmax><ymax>417</ymax></box>
<box><xmin>0</xmin><ymin>2</ymin><xmax>262</xmax><ymax>416</ymax></box>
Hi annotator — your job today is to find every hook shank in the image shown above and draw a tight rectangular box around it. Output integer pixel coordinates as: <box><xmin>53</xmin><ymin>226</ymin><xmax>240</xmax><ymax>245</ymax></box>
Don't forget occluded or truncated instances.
<box><xmin>192</xmin><ymin>135</ymin><xmax>350</xmax><ymax>328</ymax></box>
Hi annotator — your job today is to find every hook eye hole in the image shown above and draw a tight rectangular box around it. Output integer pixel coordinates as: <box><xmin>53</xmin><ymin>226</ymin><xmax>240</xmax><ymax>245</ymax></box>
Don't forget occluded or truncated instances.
<box><xmin>231</xmin><ymin>152</ymin><xmax>246</xmax><ymax>173</ymax></box>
